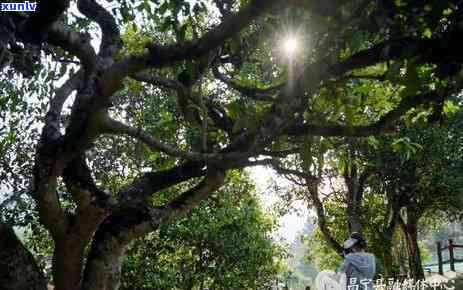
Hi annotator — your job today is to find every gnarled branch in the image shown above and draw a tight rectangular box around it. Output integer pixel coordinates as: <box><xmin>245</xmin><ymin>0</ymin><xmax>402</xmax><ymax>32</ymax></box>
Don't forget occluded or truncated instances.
<box><xmin>101</xmin><ymin>117</ymin><xmax>219</xmax><ymax>161</ymax></box>
<box><xmin>98</xmin><ymin>0</ymin><xmax>281</xmax><ymax>97</ymax></box>
<box><xmin>284</xmin><ymin>91</ymin><xmax>439</xmax><ymax>137</ymax></box>
<box><xmin>131</xmin><ymin>72</ymin><xmax>184</xmax><ymax>91</ymax></box>
<box><xmin>118</xmin><ymin>160</ymin><xmax>206</xmax><ymax>204</ymax></box>
<box><xmin>43</xmin><ymin>71</ymin><xmax>83</xmax><ymax>141</ymax></box>
<box><xmin>77</xmin><ymin>0</ymin><xmax>121</xmax><ymax>59</ymax></box>
<box><xmin>81</xmin><ymin>169</ymin><xmax>225</xmax><ymax>290</ymax></box>
<box><xmin>47</xmin><ymin>24</ymin><xmax>97</xmax><ymax>71</ymax></box>
<box><xmin>213</xmin><ymin>67</ymin><xmax>281</xmax><ymax>102</ymax></box>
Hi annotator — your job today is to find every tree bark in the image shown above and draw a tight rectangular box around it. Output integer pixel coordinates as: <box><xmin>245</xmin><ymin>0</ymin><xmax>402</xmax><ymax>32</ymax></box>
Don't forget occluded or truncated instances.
<box><xmin>399</xmin><ymin>210</ymin><xmax>425</xmax><ymax>280</ymax></box>
<box><xmin>343</xmin><ymin>160</ymin><xmax>368</xmax><ymax>234</ymax></box>
<box><xmin>405</xmin><ymin>223</ymin><xmax>425</xmax><ymax>279</ymax></box>
<box><xmin>383</xmin><ymin>248</ymin><xmax>394</xmax><ymax>278</ymax></box>
<box><xmin>382</xmin><ymin>214</ymin><xmax>397</xmax><ymax>279</ymax></box>
<box><xmin>0</xmin><ymin>223</ymin><xmax>47</xmax><ymax>290</ymax></box>
<box><xmin>52</xmin><ymin>239</ymin><xmax>88</xmax><ymax>290</ymax></box>
<box><xmin>307</xmin><ymin>183</ymin><xmax>344</xmax><ymax>255</ymax></box>
<box><xmin>346</xmin><ymin>202</ymin><xmax>363</xmax><ymax>234</ymax></box>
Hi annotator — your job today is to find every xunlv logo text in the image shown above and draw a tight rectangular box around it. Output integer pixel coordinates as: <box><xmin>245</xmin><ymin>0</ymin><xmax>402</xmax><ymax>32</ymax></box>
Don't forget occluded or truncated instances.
<box><xmin>1</xmin><ymin>1</ymin><xmax>37</xmax><ymax>11</ymax></box>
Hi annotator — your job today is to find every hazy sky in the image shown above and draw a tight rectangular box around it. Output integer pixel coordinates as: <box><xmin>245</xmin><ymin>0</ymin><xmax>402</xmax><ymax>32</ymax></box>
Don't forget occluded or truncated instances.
<box><xmin>248</xmin><ymin>165</ymin><xmax>311</xmax><ymax>242</ymax></box>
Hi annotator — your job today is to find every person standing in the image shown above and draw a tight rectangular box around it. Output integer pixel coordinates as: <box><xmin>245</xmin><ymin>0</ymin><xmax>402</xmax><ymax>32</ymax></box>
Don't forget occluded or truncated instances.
<box><xmin>338</xmin><ymin>232</ymin><xmax>376</xmax><ymax>290</ymax></box>
<box><xmin>315</xmin><ymin>232</ymin><xmax>376</xmax><ymax>290</ymax></box>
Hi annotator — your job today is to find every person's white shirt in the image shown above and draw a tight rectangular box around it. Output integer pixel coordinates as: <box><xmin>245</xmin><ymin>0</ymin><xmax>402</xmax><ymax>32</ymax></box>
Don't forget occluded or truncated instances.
<box><xmin>315</xmin><ymin>270</ymin><xmax>346</xmax><ymax>290</ymax></box>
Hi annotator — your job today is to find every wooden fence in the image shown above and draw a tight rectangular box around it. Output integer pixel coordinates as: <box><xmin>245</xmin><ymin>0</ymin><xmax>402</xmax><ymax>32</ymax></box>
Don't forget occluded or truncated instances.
<box><xmin>435</xmin><ymin>239</ymin><xmax>463</xmax><ymax>275</ymax></box>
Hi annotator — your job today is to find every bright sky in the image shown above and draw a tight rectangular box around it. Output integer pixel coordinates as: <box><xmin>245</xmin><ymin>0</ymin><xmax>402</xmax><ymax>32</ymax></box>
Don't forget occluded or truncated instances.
<box><xmin>248</xmin><ymin>165</ymin><xmax>311</xmax><ymax>242</ymax></box>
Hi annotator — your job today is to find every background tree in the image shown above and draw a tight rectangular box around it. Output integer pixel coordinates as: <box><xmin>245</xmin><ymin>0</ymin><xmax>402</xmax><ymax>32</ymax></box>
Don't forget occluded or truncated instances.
<box><xmin>361</xmin><ymin>111</ymin><xmax>463</xmax><ymax>279</ymax></box>
<box><xmin>2</xmin><ymin>1</ymin><xmax>463</xmax><ymax>290</ymax></box>
<box><xmin>302</xmin><ymin>109</ymin><xmax>463</xmax><ymax>279</ymax></box>
<box><xmin>119</xmin><ymin>171</ymin><xmax>285</xmax><ymax>290</ymax></box>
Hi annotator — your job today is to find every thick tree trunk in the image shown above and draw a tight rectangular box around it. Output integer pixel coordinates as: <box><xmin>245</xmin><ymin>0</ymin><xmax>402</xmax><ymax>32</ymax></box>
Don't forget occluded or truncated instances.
<box><xmin>81</xmin><ymin>170</ymin><xmax>226</xmax><ymax>290</ymax></box>
<box><xmin>82</xmin><ymin>250</ymin><xmax>123</xmax><ymax>290</ymax></box>
<box><xmin>383</xmin><ymin>250</ymin><xmax>394</xmax><ymax>278</ymax></box>
<box><xmin>346</xmin><ymin>203</ymin><xmax>363</xmax><ymax>233</ymax></box>
<box><xmin>52</xmin><ymin>240</ymin><xmax>87</xmax><ymax>290</ymax></box>
<box><xmin>380</xmin><ymin>208</ymin><xmax>399</xmax><ymax>278</ymax></box>
<box><xmin>404</xmin><ymin>222</ymin><xmax>424</xmax><ymax>280</ymax></box>
<box><xmin>343</xmin><ymin>158</ymin><xmax>368</xmax><ymax>235</ymax></box>
<box><xmin>398</xmin><ymin>235</ymin><xmax>408</xmax><ymax>274</ymax></box>
<box><xmin>382</xmin><ymin>224</ymin><xmax>395</xmax><ymax>278</ymax></box>
<box><xmin>0</xmin><ymin>223</ymin><xmax>47</xmax><ymax>290</ymax></box>
<box><xmin>399</xmin><ymin>210</ymin><xmax>424</xmax><ymax>280</ymax></box>
<box><xmin>80</xmin><ymin>215</ymin><xmax>131</xmax><ymax>290</ymax></box>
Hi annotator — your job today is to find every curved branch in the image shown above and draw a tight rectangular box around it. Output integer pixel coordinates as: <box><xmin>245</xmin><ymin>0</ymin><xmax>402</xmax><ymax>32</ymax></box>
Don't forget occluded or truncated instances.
<box><xmin>143</xmin><ymin>0</ymin><xmax>279</xmax><ymax>66</ymax></box>
<box><xmin>77</xmin><ymin>0</ymin><xmax>121</xmax><ymax>58</ymax></box>
<box><xmin>308</xmin><ymin>184</ymin><xmax>345</xmax><ymax>256</ymax></box>
<box><xmin>162</xmin><ymin>169</ymin><xmax>226</xmax><ymax>216</ymax></box>
<box><xmin>213</xmin><ymin>67</ymin><xmax>281</xmax><ymax>102</ymax></box>
<box><xmin>105</xmin><ymin>122</ymin><xmax>256</xmax><ymax>168</ymax></box>
<box><xmin>101</xmin><ymin>117</ymin><xmax>219</xmax><ymax>161</ymax></box>
<box><xmin>31</xmin><ymin>73</ymin><xmax>84</xmax><ymax>242</ymax></box>
<box><xmin>63</xmin><ymin>157</ymin><xmax>115</xmax><ymax>212</ymax></box>
<box><xmin>98</xmin><ymin>0</ymin><xmax>281</xmax><ymax>97</ymax></box>
<box><xmin>271</xmin><ymin>162</ymin><xmax>319</xmax><ymax>183</ymax></box>
<box><xmin>12</xmin><ymin>1</ymin><xmax>97</xmax><ymax>69</ymax></box>
<box><xmin>81</xmin><ymin>169</ymin><xmax>225</xmax><ymax>290</ymax></box>
<box><xmin>47</xmin><ymin>25</ymin><xmax>97</xmax><ymax>70</ymax></box>
<box><xmin>118</xmin><ymin>160</ymin><xmax>206</xmax><ymax>204</ymax></box>
<box><xmin>284</xmin><ymin>91</ymin><xmax>438</xmax><ymax>137</ymax></box>
<box><xmin>206</xmin><ymin>101</ymin><xmax>234</xmax><ymax>134</ymax></box>
<box><xmin>131</xmin><ymin>72</ymin><xmax>184</xmax><ymax>90</ymax></box>
<box><xmin>328</xmin><ymin>33</ymin><xmax>463</xmax><ymax>78</ymax></box>
<box><xmin>42</xmin><ymin>71</ymin><xmax>83</xmax><ymax>140</ymax></box>
<box><xmin>33</xmin><ymin>154</ymin><xmax>69</xmax><ymax>239</ymax></box>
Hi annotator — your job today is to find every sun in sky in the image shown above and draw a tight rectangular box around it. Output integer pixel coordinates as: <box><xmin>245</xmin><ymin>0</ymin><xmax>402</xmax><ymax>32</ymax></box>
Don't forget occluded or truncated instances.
<box><xmin>282</xmin><ymin>35</ymin><xmax>300</xmax><ymax>57</ymax></box>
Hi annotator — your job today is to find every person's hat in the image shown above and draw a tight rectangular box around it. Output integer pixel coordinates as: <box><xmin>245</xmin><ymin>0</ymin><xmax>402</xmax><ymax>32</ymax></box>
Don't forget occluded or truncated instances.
<box><xmin>343</xmin><ymin>232</ymin><xmax>367</xmax><ymax>249</ymax></box>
